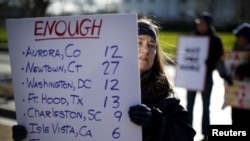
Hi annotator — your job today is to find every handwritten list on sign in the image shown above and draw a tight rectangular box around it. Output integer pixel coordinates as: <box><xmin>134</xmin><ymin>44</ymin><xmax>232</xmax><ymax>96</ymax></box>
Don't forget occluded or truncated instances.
<box><xmin>6</xmin><ymin>14</ymin><xmax>141</xmax><ymax>141</ymax></box>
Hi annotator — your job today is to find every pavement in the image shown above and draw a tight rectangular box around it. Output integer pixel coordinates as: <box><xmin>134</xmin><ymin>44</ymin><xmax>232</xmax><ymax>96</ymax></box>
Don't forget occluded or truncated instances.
<box><xmin>0</xmin><ymin>51</ymin><xmax>16</xmax><ymax>141</ymax></box>
<box><xmin>0</xmin><ymin>51</ymin><xmax>232</xmax><ymax>141</ymax></box>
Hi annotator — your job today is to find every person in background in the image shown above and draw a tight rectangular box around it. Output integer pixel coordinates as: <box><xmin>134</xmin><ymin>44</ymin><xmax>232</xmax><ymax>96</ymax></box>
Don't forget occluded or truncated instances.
<box><xmin>12</xmin><ymin>18</ymin><xmax>196</xmax><ymax>141</ymax></box>
<box><xmin>231</xmin><ymin>23</ymin><xmax>250</xmax><ymax>127</ymax></box>
<box><xmin>232</xmin><ymin>23</ymin><xmax>250</xmax><ymax>51</ymax></box>
<box><xmin>186</xmin><ymin>11</ymin><xmax>224</xmax><ymax>141</ymax></box>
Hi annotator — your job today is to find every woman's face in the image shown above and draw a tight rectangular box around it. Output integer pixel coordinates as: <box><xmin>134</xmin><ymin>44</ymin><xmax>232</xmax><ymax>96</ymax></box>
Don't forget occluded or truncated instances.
<box><xmin>236</xmin><ymin>35</ymin><xmax>249</xmax><ymax>48</ymax></box>
<box><xmin>196</xmin><ymin>19</ymin><xmax>209</xmax><ymax>34</ymax></box>
<box><xmin>138</xmin><ymin>35</ymin><xmax>157</xmax><ymax>74</ymax></box>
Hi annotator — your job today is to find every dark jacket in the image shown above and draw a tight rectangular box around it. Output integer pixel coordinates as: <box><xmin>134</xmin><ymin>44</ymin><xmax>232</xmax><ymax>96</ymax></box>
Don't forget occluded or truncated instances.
<box><xmin>141</xmin><ymin>73</ymin><xmax>196</xmax><ymax>141</ymax></box>
<box><xmin>206</xmin><ymin>34</ymin><xmax>224</xmax><ymax>73</ymax></box>
<box><xmin>195</xmin><ymin>30</ymin><xmax>224</xmax><ymax>74</ymax></box>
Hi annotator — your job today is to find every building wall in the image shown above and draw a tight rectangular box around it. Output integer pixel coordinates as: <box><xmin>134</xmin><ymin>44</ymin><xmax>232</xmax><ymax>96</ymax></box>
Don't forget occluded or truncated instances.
<box><xmin>117</xmin><ymin>0</ymin><xmax>249</xmax><ymax>29</ymax></box>
<box><xmin>118</xmin><ymin>0</ymin><xmax>169</xmax><ymax>20</ymax></box>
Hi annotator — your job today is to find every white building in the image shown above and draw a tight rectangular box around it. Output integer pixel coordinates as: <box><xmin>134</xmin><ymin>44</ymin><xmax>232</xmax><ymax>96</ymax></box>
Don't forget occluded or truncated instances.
<box><xmin>2</xmin><ymin>0</ymin><xmax>244</xmax><ymax>29</ymax></box>
<box><xmin>116</xmin><ymin>0</ymin><xmax>248</xmax><ymax>29</ymax></box>
<box><xmin>117</xmin><ymin>0</ymin><xmax>179</xmax><ymax>22</ymax></box>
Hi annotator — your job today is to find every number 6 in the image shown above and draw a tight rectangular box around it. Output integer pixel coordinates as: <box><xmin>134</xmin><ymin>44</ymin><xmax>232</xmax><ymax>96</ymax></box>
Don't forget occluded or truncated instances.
<box><xmin>112</xmin><ymin>127</ymin><xmax>120</xmax><ymax>139</ymax></box>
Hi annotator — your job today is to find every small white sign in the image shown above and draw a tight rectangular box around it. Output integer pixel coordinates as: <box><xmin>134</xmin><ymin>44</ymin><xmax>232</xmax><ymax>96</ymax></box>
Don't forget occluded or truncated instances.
<box><xmin>175</xmin><ymin>36</ymin><xmax>209</xmax><ymax>91</ymax></box>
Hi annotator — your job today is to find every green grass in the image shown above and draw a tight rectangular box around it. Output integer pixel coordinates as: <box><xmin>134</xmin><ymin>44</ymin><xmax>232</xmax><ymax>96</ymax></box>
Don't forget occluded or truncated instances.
<box><xmin>158</xmin><ymin>31</ymin><xmax>184</xmax><ymax>58</ymax></box>
<box><xmin>218</xmin><ymin>32</ymin><xmax>235</xmax><ymax>50</ymax></box>
<box><xmin>158</xmin><ymin>31</ymin><xmax>235</xmax><ymax>59</ymax></box>
<box><xmin>0</xmin><ymin>26</ymin><xmax>7</xmax><ymax>43</ymax></box>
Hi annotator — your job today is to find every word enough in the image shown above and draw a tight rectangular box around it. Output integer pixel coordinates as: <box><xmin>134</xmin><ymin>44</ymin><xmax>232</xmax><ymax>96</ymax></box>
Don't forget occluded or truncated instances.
<box><xmin>34</xmin><ymin>18</ymin><xmax>103</xmax><ymax>40</ymax></box>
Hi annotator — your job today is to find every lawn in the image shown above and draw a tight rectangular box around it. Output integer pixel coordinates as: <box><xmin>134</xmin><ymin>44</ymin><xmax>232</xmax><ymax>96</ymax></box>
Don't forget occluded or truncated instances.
<box><xmin>0</xmin><ymin>26</ymin><xmax>235</xmax><ymax>57</ymax></box>
<box><xmin>0</xmin><ymin>26</ymin><xmax>7</xmax><ymax>43</ymax></box>
<box><xmin>158</xmin><ymin>31</ymin><xmax>235</xmax><ymax>59</ymax></box>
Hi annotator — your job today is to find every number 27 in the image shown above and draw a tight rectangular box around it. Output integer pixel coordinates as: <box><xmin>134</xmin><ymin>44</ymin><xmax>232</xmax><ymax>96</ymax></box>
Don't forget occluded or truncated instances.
<box><xmin>102</xmin><ymin>61</ymin><xmax>119</xmax><ymax>75</ymax></box>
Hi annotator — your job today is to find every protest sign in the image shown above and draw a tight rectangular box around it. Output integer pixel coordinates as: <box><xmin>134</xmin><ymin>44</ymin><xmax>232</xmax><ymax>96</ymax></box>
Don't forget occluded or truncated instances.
<box><xmin>175</xmin><ymin>36</ymin><xmax>209</xmax><ymax>91</ymax></box>
<box><xmin>6</xmin><ymin>14</ymin><xmax>142</xmax><ymax>141</ymax></box>
<box><xmin>223</xmin><ymin>51</ymin><xmax>250</xmax><ymax>109</ymax></box>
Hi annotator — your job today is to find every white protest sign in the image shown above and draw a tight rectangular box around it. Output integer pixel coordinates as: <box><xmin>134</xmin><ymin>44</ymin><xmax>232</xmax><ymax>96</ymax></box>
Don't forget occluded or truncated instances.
<box><xmin>175</xmin><ymin>36</ymin><xmax>209</xmax><ymax>91</ymax></box>
<box><xmin>6</xmin><ymin>14</ymin><xmax>142</xmax><ymax>141</ymax></box>
<box><xmin>223</xmin><ymin>51</ymin><xmax>250</xmax><ymax>109</ymax></box>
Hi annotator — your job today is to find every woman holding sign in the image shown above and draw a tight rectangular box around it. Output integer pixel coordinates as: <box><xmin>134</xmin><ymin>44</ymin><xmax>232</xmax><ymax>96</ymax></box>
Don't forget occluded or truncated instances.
<box><xmin>12</xmin><ymin>18</ymin><xmax>196</xmax><ymax>141</ymax></box>
<box><xmin>186</xmin><ymin>12</ymin><xmax>225</xmax><ymax>141</ymax></box>
<box><xmin>230</xmin><ymin>23</ymin><xmax>250</xmax><ymax>128</ymax></box>
<box><xmin>128</xmin><ymin>18</ymin><xmax>196</xmax><ymax>141</ymax></box>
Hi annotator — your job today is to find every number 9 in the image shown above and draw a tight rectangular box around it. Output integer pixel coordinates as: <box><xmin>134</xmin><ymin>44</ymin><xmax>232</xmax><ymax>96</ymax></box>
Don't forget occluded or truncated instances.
<box><xmin>114</xmin><ymin>111</ymin><xmax>122</xmax><ymax>122</ymax></box>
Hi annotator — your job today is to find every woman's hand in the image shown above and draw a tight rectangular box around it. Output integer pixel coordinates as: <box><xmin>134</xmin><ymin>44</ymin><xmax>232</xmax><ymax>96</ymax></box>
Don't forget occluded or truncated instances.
<box><xmin>128</xmin><ymin>104</ymin><xmax>152</xmax><ymax>126</ymax></box>
<box><xmin>12</xmin><ymin>125</ymin><xmax>27</xmax><ymax>141</ymax></box>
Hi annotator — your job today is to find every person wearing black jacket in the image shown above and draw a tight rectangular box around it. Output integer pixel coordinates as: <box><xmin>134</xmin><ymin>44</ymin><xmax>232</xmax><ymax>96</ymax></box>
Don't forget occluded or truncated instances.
<box><xmin>231</xmin><ymin>23</ymin><xmax>250</xmax><ymax>128</ymax></box>
<box><xmin>12</xmin><ymin>17</ymin><xmax>196</xmax><ymax>141</ymax></box>
<box><xmin>129</xmin><ymin>18</ymin><xmax>196</xmax><ymax>141</ymax></box>
<box><xmin>186</xmin><ymin>12</ymin><xmax>224</xmax><ymax>141</ymax></box>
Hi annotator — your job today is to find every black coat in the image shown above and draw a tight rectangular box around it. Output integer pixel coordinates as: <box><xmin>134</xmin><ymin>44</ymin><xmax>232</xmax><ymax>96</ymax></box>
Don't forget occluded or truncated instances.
<box><xmin>141</xmin><ymin>74</ymin><xmax>196</xmax><ymax>141</ymax></box>
<box><xmin>206</xmin><ymin>34</ymin><xmax>224</xmax><ymax>73</ymax></box>
<box><xmin>194</xmin><ymin>30</ymin><xmax>224</xmax><ymax>73</ymax></box>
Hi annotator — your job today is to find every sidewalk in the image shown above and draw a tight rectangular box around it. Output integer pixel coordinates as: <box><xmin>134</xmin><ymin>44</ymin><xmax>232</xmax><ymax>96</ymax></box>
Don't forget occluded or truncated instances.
<box><xmin>0</xmin><ymin>116</ymin><xmax>16</xmax><ymax>141</ymax></box>
<box><xmin>0</xmin><ymin>51</ymin><xmax>16</xmax><ymax>141</ymax></box>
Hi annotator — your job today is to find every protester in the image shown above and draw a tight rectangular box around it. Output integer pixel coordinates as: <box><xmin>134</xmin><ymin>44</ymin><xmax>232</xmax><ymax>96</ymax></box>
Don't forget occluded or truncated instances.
<box><xmin>232</xmin><ymin>23</ymin><xmax>250</xmax><ymax>51</ymax></box>
<box><xmin>230</xmin><ymin>23</ymin><xmax>250</xmax><ymax>127</ymax></box>
<box><xmin>12</xmin><ymin>18</ymin><xmax>196</xmax><ymax>141</ymax></box>
<box><xmin>185</xmin><ymin>11</ymin><xmax>224</xmax><ymax>141</ymax></box>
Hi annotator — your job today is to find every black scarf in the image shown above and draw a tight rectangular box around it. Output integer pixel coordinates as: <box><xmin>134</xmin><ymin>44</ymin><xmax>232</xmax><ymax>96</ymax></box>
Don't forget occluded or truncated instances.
<box><xmin>140</xmin><ymin>70</ymin><xmax>152</xmax><ymax>88</ymax></box>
